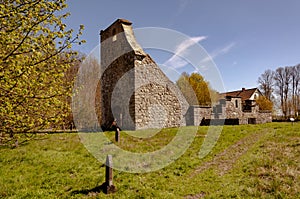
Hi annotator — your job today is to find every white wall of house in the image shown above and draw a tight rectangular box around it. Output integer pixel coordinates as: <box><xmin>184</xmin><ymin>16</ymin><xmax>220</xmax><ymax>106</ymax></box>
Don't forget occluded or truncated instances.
<box><xmin>249</xmin><ymin>89</ymin><xmax>262</xmax><ymax>100</ymax></box>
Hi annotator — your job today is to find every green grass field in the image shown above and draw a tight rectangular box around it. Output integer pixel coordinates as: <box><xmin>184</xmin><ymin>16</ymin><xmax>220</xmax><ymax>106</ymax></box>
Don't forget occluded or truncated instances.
<box><xmin>0</xmin><ymin>123</ymin><xmax>299</xmax><ymax>198</ymax></box>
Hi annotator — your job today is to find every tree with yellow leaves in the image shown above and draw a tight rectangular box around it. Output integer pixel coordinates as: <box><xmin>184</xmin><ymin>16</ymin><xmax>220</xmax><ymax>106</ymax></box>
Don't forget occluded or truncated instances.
<box><xmin>256</xmin><ymin>96</ymin><xmax>273</xmax><ymax>111</ymax></box>
<box><xmin>176</xmin><ymin>72</ymin><xmax>218</xmax><ymax>106</ymax></box>
<box><xmin>0</xmin><ymin>0</ymin><xmax>85</xmax><ymax>141</ymax></box>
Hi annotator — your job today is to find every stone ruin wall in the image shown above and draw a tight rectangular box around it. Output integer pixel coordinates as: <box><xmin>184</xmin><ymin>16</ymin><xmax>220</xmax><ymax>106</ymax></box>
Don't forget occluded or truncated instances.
<box><xmin>101</xmin><ymin>52</ymin><xmax>136</xmax><ymax>129</ymax></box>
<box><xmin>133</xmin><ymin>55</ymin><xmax>187</xmax><ymax>129</ymax></box>
<box><xmin>186</xmin><ymin>106</ymin><xmax>212</xmax><ymax>126</ymax></box>
<box><xmin>189</xmin><ymin>99</ymin><xmax>272</xmax><ymax>126</ymax></box>
<box><xmin>100</xmin><ymin>19</ymin><xmax>189</xmax><ymax>130</ymax></box>
<box><xmin>100</xmin><ymin>19</ymin><xmax>271</xmax><ymax>129</ymax></box>
<box><xmin>255</xmin><ymin>111</ymin><xmax>273</xmax><ymax>124</ymax></box>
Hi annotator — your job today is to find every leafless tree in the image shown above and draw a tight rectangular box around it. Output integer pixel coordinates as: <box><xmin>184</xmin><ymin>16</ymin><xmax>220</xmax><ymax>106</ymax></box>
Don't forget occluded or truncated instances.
<box><xmin>290</xmin><ymin>65</ymin><xmax>300</xmax><ymax>117</ymax></box>
<box><xmin>274</xmin><ymin>67</ymin><xmax>291</xmax><ymax>117</ymax></box>
<box><xmin>260</xmin><ymin>64</ymin><xmax>300</xmax><ymax>118</ymax></box>
<box><xmin>284</xmin><ymin>67</ymin><xmax>292</xmax><ymax>116</ymax></box>
<box><xmin>274</xmin><ymin>67</ymin><xmax>284</xmax><ymax>116</ymax></box>
<box><xmin>258</xmin><ymin>69</ymin><xmax>274</xmax><ymax>100</ymax></box>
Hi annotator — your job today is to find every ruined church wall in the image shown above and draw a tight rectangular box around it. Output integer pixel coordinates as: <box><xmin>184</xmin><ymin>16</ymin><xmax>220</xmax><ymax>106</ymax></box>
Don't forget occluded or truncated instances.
<box><xmin>100</xmin><ymin>19</ymin><xmax>189</xmax><ymax>130</ymax></box>
<box><xmin>134</xmin><ymin>55</ymin><xmax>189</xmax><ymax>129</ymax></box>
<box><xmin>100</xmin><ymin>19</ymin><xmax>272</xmax><ymax>130</ymax></box>
<box><xmin>101</xmin><ymin>52</ymin><xmax>137</xmax><ymax>130</ymax></box>
<box><xmin>100</xmin><ymin>21</ymin><xmax>137</xmax><ymax>129</ymax></box>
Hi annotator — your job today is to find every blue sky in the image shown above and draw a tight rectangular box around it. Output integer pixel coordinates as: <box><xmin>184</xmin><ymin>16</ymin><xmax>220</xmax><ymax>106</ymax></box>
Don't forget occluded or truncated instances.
<box><xmin>64</xmin><ymin>0</ymin><xmax>300</xmax><ymax>91</ymax></box>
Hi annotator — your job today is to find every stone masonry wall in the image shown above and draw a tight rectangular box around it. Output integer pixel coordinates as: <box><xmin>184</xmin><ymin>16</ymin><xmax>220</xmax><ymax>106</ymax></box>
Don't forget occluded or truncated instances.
<box><xmin>187</xmin><ymin>106</ymin><xmax>212</xmax><ymax>126</ymax></box>
<box><xmin>189</xmin><ymin>98</ymin><xmax>272</xmax><ymax>125</ymax></box>
<box><xmin>101</xmin><ymin>52</ymin><xmax>136</xmax><ymax>129</ymax></box>
<box><xmin>100</xmin><ymin>20</ymin><xmax>137</xmax><ymax>129</ymax></box>
<box><xmin>100</xmin><ymin>19</ymin><xmax>189</xmax><ymax>130</ymax></box>
<box><xmin>100</xmin><ymin>19</ymin><xmax>271</xmax><ymax>129</ymax></box>
<box><xmin>133</xmin><ymin>83</ymin><xmax>181</xmax><ymax>129</ymax></box>
<box><xmin>134</xmin><ymin>55</ymin><xmax>189</xmax><ymax>129</ymax></box>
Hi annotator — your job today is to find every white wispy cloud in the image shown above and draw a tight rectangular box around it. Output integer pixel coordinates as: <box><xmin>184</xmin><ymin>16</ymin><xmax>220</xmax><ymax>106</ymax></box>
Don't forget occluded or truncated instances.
<box><xmin>201</xmin><ymin>42</ymin><xmax>236</xmax><ymax>63</ymax></box>
<box><xmin>164</xmin><ymin>36</ymin><xmax>207</xmax><ymax>68</ymax></box>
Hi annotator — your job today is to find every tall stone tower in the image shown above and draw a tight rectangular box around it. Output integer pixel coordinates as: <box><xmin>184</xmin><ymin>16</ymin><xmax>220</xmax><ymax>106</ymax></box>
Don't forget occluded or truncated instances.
<box><xmin>100</xmin><ymin>19</ymin><xmax>189</xmax><ymax>130</ymax></box>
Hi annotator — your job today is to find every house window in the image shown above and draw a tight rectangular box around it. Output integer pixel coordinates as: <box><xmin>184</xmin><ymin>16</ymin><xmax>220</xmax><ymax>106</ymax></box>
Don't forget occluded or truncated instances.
<box><xmin>235</xmin><ymin>100</ymin><xmax>238</xmax><ymax>108</ymax></box>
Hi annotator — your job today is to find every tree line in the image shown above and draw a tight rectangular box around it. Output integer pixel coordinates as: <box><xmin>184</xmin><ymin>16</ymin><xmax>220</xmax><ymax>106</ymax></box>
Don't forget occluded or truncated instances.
<box><xmin>258</xmin><ymin>64</ymin><xmax>300</xmax><ymax>118</ymax></box>
<box><xmin>0</xmin><ymin>0</ymin><xmax>84</xmax><ymax>144</ymax></box>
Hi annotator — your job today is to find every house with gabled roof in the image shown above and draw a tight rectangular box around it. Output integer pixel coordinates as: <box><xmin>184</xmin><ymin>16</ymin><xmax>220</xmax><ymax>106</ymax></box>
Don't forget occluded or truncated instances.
<box><xmin>189</xmin><ymin>87</ymin><xmax>272</xmax><ymax>126</ymax></box>
<box><xmin>224</xmin><ymin>87</ymin><xmax>262</xmax><ymax>101</ymax></box>
<box><xmin>222</xmin><ymin>87</ymin><xmax>263</xmax><ymax>112</ymax></box>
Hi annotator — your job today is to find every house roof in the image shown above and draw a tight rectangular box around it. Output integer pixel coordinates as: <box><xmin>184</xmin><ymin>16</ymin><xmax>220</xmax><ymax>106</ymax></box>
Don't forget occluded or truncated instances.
<box><xmin>222</xmin><ymin>88</ymin><xmax>259</xmax><ymax>101</ymax></box>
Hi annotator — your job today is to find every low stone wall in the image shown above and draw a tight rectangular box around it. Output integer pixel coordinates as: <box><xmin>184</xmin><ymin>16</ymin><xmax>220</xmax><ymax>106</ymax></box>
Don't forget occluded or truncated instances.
<box><xmin>186</xmin><ymin>102</ymin><xmax>272</xmax><ymax>126</ymax></box>
<box><xmin>256</xmin><ymin>111</ymin><xmax>272</xmax><ymax>124</ymax></box>
<box><xmin>186</xmin><ymin>106</ymin><xmax>212</xmax><ymax>126</ymax></box>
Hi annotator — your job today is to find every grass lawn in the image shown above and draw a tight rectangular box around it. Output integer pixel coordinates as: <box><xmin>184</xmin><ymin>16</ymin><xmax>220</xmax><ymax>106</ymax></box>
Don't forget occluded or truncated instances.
<box><xmin>0</xmin><ymin>123</ymin><xmax>299</xmax><ymax>198</ymax></box>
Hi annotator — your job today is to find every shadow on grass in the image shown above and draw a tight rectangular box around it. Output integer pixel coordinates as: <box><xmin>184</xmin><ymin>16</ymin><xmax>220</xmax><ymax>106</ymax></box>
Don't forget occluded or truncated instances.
<box><xmin>71</xmin><ymin>182</ymin><xmax>116</xmax><ymax>196</ymax></box>
<box><xmin>71</xmin><ymin>183</ymin><xmax>106</xmax><ymax>196</ymax></box>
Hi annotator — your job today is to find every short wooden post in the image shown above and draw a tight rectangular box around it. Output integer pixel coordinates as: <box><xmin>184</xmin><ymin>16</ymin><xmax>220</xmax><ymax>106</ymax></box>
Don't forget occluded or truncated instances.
<box><xmin>115</xmin><ymin>128</ymin><xmax>120</xmax><ymax>142</ymax></box>
<box><xmin>106</xmin><ymin>155</ymin><xmax>113</xmax><ymax>186</ymax></box>
<box><xmin>104</xmin><ymin>155</ymin><xmax>116</xmax><ymax>194</ymax></box>
<box><xmin>120</xmin><ymin>113</ymin><xmax>123</xmax><ymax>127</ymax></box>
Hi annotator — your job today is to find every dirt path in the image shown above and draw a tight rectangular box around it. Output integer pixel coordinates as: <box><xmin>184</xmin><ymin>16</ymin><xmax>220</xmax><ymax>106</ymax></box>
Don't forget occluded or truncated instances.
<box><xmin>191</xmin><ymin>131</ymin><xmax>267</xmax><ymax>177</ymax></box>
<box><xmin>185</xmin><ymin>131</ymin><xmax>268</xmax><ymax>199</ymax></box>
